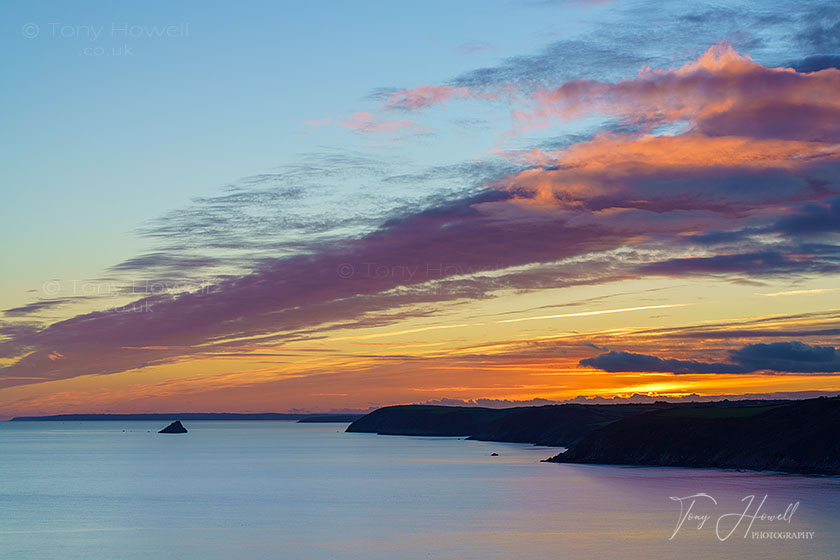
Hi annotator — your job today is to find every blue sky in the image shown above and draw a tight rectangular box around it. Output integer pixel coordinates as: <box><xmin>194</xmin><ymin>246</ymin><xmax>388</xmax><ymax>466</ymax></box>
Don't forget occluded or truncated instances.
<box><xmin>1</xmin><ymin>0</ymin><xmax>620</xmax><ymax>305</ymax></box>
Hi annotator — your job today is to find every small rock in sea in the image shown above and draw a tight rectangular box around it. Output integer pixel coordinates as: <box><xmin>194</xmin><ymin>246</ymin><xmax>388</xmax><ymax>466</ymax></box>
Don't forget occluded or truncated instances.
<box><xmin>158</xmin><ymin>420</ymin><xmax>188</xmax><ymax>434</ymax></box>
<box><xmin>491</xmin><ymin>452</ymin><xmax>499</xmax><ymax>456</ymax></box>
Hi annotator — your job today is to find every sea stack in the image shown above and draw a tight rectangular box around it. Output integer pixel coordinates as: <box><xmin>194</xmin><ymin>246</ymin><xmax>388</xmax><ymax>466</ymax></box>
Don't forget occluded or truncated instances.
<box><xmin>159</xmin><ymin>420</ymin><xmax>188</xmax><ymax>434</ymax></box>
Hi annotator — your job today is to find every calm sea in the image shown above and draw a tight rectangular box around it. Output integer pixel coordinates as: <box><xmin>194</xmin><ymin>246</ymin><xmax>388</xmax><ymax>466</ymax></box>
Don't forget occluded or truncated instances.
<box><xmin>1</xmin><ymin>421</ymin><xmax>838</xmax><ymax>559</ymax></box>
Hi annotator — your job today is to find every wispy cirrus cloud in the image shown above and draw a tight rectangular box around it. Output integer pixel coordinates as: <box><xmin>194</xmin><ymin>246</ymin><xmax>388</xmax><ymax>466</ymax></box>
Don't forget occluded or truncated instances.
<box><xmin>3</xmin><ymin>299</ymin><xmax>73</xmax><ymax>317</ymax></box>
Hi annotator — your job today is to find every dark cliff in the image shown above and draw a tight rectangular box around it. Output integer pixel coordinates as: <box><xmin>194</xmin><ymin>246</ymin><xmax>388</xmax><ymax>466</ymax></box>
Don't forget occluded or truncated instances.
<box><xmin>548</xmin><ymin>396</ymin><xmax>840</xmax><ymax>475</ymax></box>
<box><xmin>347</xmin><ymin>403</ymin><xmax>666</xmax><ymax>446</ymax></box>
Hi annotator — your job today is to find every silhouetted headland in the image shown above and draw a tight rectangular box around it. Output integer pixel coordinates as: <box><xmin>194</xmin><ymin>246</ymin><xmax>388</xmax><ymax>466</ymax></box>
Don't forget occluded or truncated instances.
<box><xmin>548</xmin><ymin>396</ymin><xmax>840</xmax><ymax>475</ymax></box>
<box><xmin>344</xmin><ymin>402</ymin><xmax>767</xmax><ymax>445</ymax></box>
<box><xmin>348</xmin><ymin>397</ymin><xmax>840</xmax><ymax>475</ymax></box>
<box><xmin>347</xmin><ymin>403</ymin><xmax>673</xmax><ymax>445</ymax></box>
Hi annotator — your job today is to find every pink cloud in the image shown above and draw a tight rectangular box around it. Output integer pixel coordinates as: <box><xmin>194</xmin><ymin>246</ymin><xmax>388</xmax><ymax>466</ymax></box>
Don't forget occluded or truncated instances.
<box><xmin>340</xmin><ymin>112</ymin><xmax>430</xmax><ymax>135</ymax></box>
<box><xmin>491</xmin><ymin>43</ymin><xmax>840</xmax><ymax>209</ymax></box>
<box><xmin>385</xmin><ymin>85</ymin><xmax>473</xmax><ymax>111</ymax></box>
<box><xmin>383</xmin><ymin>44</ymin><xmax>840</xmax><ymax>142</ymax></box>
<box><xmin>514</xmin><ymin>43</ymin><xmax>840</xmax><ymax>134</ymax></box>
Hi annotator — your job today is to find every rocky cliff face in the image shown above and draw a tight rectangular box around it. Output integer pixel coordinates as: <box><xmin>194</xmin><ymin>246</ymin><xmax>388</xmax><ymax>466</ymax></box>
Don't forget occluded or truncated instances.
<box><xmin>548</xmin><ymin>397</ymin><xmax>840</xmax><ymax>475</ymax></box>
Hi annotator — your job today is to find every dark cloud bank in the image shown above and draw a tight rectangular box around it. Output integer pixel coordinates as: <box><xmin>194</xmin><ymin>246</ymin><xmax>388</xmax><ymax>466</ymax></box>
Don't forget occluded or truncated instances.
<box><xmin>581</xmin><ymin>341</ymin><xmax>840</xmax><ymax>374</ymax></box>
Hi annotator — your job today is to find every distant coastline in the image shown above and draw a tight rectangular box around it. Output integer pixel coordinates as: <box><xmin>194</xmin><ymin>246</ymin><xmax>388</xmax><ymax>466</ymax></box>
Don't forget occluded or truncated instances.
<box><xmin>9</xmin><ymin>413</ymin><xmax>364</xmax><ymax>423</ymax></box>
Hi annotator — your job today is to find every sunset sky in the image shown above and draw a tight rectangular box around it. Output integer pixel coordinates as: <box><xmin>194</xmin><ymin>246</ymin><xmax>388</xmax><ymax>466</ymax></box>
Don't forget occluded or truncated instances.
<box><xmin>2</xmin><ymin>0</ymin><xmax>839</xmax><ymax>418</ymax></box>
